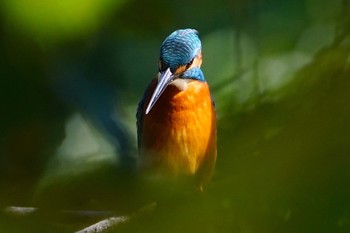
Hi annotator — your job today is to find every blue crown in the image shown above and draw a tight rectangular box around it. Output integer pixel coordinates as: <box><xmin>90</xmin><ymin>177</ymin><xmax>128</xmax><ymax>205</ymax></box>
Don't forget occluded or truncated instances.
<box><xmin>160</xmin><ymin>29</ymin><xmax>201</xmax><ymax>70</ymax></box>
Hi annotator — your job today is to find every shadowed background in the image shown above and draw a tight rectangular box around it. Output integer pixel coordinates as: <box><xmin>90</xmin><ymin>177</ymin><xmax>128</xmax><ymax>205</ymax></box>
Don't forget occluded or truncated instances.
<box><xmin>0</xmin><ymin>0</ymin><xmax>350</xmax><ymax>232</ymax></box>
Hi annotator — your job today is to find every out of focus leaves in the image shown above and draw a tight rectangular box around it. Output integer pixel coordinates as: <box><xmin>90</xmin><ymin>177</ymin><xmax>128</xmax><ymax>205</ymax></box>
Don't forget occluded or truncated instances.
<box><xmin>1</xmin><ymin>0</ymin><xmax>350</xmax><ymax>232</ymax></box>
<box><xmin>2</xmin><ymin>0</ymin><xmax>124</xmax><ymax>44</ymax></box>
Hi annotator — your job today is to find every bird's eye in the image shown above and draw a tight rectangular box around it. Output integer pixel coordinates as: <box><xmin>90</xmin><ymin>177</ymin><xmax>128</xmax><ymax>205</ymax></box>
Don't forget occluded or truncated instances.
<box><xmin>158</xmin><ymin>60</ymin><xmax>169</xmax><ymax>72</ymax></box>
<box><xmin>186</xmin><ymin>58</ymin><xmax>195</xmax><ymax>69</ymax></box>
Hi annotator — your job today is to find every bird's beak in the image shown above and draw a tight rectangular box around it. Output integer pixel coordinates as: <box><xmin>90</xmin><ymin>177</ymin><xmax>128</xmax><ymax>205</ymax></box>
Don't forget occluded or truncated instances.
<box><xmin>145</xmin><ymin>68</ymin><xmax>173</xmax><ymax>114</ymax></box>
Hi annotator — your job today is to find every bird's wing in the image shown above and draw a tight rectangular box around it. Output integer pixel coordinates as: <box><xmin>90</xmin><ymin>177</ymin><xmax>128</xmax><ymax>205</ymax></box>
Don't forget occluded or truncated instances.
<box><xmin>136</xmin><ymin>78</ymin><xmax>158</xmax><ymax>149</ymax></box>
<box><xmin>136</xmin><ymin>97</ymin><xmax>145</xmax><ymax>149</ymax></box>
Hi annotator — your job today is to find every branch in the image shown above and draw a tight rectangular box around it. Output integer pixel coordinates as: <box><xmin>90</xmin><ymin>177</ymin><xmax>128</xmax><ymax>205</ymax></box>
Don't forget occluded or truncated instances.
<box><xmin>74</xmin><ymin>202</ymin><xmax>157</xmax><ymax>233</ymax></box>
<box><xmin>75</xmin><ymin>216</ymin><xmax>130</xmax><ymax>233</ymax></box>
<box><xmin>4</xmin><ymin>202</ymin><xmax>156</xmax><ymax>233</ymax></box>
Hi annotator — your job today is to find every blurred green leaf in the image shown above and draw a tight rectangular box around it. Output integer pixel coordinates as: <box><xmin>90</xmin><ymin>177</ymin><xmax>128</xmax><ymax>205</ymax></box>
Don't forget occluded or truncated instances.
<box><xmin>2</xmin><ymin>0</ymin><xmax>124</xmax><ymax>43</ymax></box>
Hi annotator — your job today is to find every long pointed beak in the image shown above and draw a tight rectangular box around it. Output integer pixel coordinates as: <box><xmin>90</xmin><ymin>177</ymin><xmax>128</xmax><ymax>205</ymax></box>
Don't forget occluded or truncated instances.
<box><xmin>145</xmin><ymin>68</ymin><xmax>173</xmax><ymax>114</ymax></box>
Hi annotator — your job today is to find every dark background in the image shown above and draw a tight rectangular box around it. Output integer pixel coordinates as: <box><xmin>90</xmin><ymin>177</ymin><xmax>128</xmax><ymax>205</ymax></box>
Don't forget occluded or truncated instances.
<box><xmin>1</xmin><ymin>0</ymin><xmax>350</xmax><ymax>232</ymax></box>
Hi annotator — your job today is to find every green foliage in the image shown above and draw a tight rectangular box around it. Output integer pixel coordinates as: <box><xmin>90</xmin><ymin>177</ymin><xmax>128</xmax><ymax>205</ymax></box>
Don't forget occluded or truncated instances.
<box><xmin>2</xmin><ymin>0</ymin><xmax>124</xmax><ymax>44</ymax></box>
<box><xmin>1</xmin><ymin>0</ymin><xmax>350</xmax><ymax>232</ymax></box>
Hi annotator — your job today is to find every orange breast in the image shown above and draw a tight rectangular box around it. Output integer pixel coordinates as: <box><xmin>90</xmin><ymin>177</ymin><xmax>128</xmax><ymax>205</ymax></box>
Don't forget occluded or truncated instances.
<box><xmin>140</xmin><ymin>78</ymin><xmax>216</xmax><ymax>185</ymax></box>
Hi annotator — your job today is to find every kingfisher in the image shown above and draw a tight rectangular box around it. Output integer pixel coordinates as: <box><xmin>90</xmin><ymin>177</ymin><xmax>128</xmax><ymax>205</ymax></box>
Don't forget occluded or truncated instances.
<box><xmin>137</xmin><ymin>29</ymin><xmax>216</xmax><ymax>191</ymax></box>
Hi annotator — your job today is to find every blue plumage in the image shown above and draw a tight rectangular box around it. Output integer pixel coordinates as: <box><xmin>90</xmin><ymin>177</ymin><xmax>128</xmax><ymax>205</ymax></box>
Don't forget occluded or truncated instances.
<box><xmin>160</xmin><ymin>29</ymin><xmax>201</xmax><ymax>70</ymax></box>
<box><xmin>137</xmin><ymin>29</ymin><xmax>217</xmax><ymax>190</ymax></box>
<box><xmin>182</xmin><ymin>67</ymin><xmax>205</xmax><ymax>81</ymax></box>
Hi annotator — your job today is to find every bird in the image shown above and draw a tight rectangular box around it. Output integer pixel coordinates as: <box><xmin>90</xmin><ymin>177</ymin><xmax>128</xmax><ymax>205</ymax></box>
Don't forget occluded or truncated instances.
<box><xmin>137</xmin><ymin>29</ymin><xmax>216</xmax><ymax>191</ymax></box>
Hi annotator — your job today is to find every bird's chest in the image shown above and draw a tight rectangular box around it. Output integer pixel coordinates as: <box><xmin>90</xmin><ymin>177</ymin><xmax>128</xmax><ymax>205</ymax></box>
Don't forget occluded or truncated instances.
<box><xmin>141</xmin><ymin>81</ymin><xmax>214</xmax><ymax>174</ymax></box>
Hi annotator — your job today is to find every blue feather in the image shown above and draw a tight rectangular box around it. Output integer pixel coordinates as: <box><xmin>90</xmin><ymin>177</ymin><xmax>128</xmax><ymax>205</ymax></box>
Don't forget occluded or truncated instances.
<box><xmin>182</xmin><ymin>67</ymin><xmax>205</xmax><ymax>81</ymax></box>
<box><xmin>160</xmin><ymin>29</ymin><xmax>201</xmax><ymax>70</ymax></box>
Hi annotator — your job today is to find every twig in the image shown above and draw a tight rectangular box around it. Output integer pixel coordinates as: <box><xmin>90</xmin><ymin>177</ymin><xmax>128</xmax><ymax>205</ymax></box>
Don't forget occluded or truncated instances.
<box><xmin>4</xmin><ymin>206</ymin><xmax>38</xmax><ymax>216</ymax></box>
<box><xmin>74</xmin><ymin>202</ymin><xmax>157</xmax><ymax>233</ymax></box>
<box><xmin>3</xmin><ymin>202</ymin><xmax>157</xmax><ymax>233</ymax></box>
<box><xmin>75</xmin><ymin>216</ymin><xmax>130</xmax><ymax>233</ymax></box>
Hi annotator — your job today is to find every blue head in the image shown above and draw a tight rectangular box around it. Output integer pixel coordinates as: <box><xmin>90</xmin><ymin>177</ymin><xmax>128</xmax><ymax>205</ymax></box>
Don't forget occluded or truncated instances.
<box><xmin>146</xmin><ymin>29</ymin><xmax>204</xmax><ymax>114</ymax></box>
<box><xmin>159</xmin><ymin>29</ymin><xmax>202</xmax><ymax>73</ymax></box>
